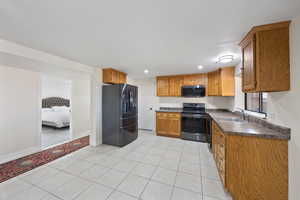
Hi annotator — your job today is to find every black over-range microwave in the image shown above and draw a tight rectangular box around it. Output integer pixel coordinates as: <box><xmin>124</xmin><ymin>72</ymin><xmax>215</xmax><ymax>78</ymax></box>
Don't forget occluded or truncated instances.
<box><xmin>181</xmin><ymin>85</ymin><xmax>206</xmax><ymax>97</ymax></box>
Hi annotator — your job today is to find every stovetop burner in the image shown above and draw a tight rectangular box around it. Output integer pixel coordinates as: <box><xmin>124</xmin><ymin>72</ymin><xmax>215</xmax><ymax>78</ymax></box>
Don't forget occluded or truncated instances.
<box><xmin>182</xmin><ymin>103</ymin><xmax>206</xmax><ymax>114</ymax></box>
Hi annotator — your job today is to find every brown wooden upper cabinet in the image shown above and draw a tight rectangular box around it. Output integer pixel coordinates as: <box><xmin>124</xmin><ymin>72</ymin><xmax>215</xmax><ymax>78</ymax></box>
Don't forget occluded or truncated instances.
<box><xmin>208</xmin><ymin>67</ymin><xmax>235</xmax><ymax>96</ymax></box>
<box><xmin>102</xmin><ymin>68</ymin><xmax>127</xmax><ymax>84</ymax></box>
<box><xmin>169</xmin><ymin>76</ymin><xmax>183</xmax><ymax>96</ymax></box>
<box><xmin>239</xmin><ymin>21</ymin><xmax>291</xmax><ymax>92</ymax></box>
<box><xmin>156</xmin><ymin>68</ymin><xmax>234</xmax><ymax>97</ymax></box>
<box><xmin>183</xmin><ymin>74</ymin><xmax>207</xmax><ymax>86</ymax></box>
<box><xmin>118</xmin><ymin>71</ymin><xmax>127</xmax><ymax>84</ymax></box>
<box><xmin>156</xmin><ymin>77</ymin><xmax>170</xmax><ymax>96</ymax></box>
<box><xmin>157</xmin><ymin>74</ymin><xmax>206</xmax><ymax>97</ymax></box>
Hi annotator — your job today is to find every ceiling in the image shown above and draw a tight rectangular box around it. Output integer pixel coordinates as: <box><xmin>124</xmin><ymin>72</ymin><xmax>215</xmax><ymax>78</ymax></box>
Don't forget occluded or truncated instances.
<box><xmin>1</xmin><ymin>0</ymin><xmax>300</xmax><ymax>78</ymax></box>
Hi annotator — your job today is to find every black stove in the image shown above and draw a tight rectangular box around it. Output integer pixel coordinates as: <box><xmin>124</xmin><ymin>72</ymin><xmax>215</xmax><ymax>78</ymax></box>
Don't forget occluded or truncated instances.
<box><xmin>182</xmin><ymin>103</ymin><xmax>206</xmax><ymax>114</ymax></box>
<box><xmin>181</xmin><ymin>103</ymin><xmax>211</xmax><ymax>143</ymax></box>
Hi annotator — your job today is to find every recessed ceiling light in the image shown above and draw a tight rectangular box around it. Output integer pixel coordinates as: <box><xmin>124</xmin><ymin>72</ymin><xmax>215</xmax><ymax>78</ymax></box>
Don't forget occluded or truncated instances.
<box><xmin>217</xmin><ymin>55</ymin><xmax>234</xmax><ymax>64</ymax></box>
<box><xmin>144</xmin><ymin>69</ymin><xmax>149</xmax><ymax>74</ymax></box>
<box><xmin>197</xmin><ymin>65</ymin><xmax>203</xmax><ymax>70</ymax></box>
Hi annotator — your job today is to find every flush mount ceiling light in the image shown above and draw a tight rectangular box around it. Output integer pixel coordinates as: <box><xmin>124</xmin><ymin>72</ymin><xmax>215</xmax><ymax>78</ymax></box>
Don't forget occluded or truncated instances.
<box><xmin>197</xmin><ymin>65</ymin><xmax>203</xmax><ymax>70</ymax></box>
<box><xmin>144</xmin><ymin>69</ymin><xmax>149</xmax><ymax>74</ymax></box>
<box><xmin>217</xmin><ymin>55</ymin><xmax>234</xmax><ymax>64</ymax></box>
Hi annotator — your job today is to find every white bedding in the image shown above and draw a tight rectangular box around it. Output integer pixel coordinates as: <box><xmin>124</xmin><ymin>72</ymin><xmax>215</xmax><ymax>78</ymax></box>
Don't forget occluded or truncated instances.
<box><xmin>42</xmin><ymin>106</ymin><xmax>70</xmax><ymax>128</ymax></box>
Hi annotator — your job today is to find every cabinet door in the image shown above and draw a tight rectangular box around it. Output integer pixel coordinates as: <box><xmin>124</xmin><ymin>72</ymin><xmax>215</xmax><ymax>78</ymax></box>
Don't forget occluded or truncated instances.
<box><xmin>118</xmin><ymin>72</ymin><xmax>127</xmax><ymax>84</ymax></box>
<box><xmin>169</xmin><ymin>76</ymin><xmax>183</xmax><ymax>96</ymax></box>
<box><xmin>208</xmin><ymin>70</ymin><xmax>220</xmax><ymax>96</ymax></box>
<box><xmin>193</xmin><ymin>74</ymin><xmax>207</xmax><ymax>85</ymax></box>
<box><xmin>220</xmin><ymin>67</ymin><xmax>235</xmax><ymax>96</ymax></box>
<box><xmin>215</xmin><ymin>70</ymin><xmax>221</xmax><ymax>95</ymax></box>
<box><xmin>157</xmin><ymin>77</ymin><xmax>169</xmax><ymax>96</ymax></box>
<box><xmin>255</xmin><ymin>28</ymin><xmax>290</xmax><ymax>92</ymax></box>
<box><xmin>183</xmin><ymin>75</ymin><xmax>193</xmax><ymax>85</ymax></box>
<box><xmin>212</xmin><ymin>71</ymin><xmax>217</xmax><ymax>95</ymax></box>
<box><xmin>242</xmin><ymin>37</ymin><xmax>256</xmax><ymax>92</ymax></box>
<box><xmin>156</xmin><ymin>115</ymin><xmax>169</xmax><ymax>134</ymax></box>
<box><xmin>207</xmin><ymin>72</ymin><xmax>214</xmax><ymax>96</ymax></box>
<box><xmin>183</xmin><ymin>74</ymin><xmax>205</xmax><ymax>86</ymax></box>
<box><xmin>103</xmin><ymin>68</ymin><xmax>114</xmax><ymax>83</ymax></box>
<box><xmin>112</xmin><ymin>70</ymin><xmax>119</xmax><ymax>83</ymax></box>
<box><xmin>168</xmin><ymin>117</ymin><xmax>181</xmax><ymax>137</ymax></box>
<box><xmin>103</xmin><ymin>68</ymin><xmax>125</xmax><ymax>84</ymax></box>
<box><xmin>212</xmin><ymin>121</ymin><xmax>217</xmax><ymax>159</ymax></box>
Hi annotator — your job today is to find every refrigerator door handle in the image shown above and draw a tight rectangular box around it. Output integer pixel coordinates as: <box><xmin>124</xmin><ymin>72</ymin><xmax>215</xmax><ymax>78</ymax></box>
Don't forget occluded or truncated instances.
<box><xmin>121</xmin><ymin>83</ymin><xmax>127</xmax><ymax>98</ymax></box>
<box><xmin>120</xmin><ymin>116</ymin><xmax>137</xmax><ymax>120</ymax></box>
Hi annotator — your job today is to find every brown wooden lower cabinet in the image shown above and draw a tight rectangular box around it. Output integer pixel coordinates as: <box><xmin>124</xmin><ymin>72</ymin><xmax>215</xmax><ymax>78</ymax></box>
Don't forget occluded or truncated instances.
<box><xmin>156</xmin><ymin>112</ymin><xmax>181</xmax><ymax>137</ymax></box>
<box><xmin>212</xmin><ymin>120</ymin><xmax>288</xmax><ymax>200</ymax></box>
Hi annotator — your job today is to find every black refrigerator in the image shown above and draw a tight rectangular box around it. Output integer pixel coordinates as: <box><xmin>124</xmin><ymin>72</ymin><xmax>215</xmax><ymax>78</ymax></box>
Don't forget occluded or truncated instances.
<box><xmin>102</xmin><ymin>84</ymin><xmax>138</xmax><ymax>147</ymax></box>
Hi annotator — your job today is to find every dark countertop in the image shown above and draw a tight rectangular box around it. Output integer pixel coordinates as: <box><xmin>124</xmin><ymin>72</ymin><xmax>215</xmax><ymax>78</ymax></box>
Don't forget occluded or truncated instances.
<box><xmin>156</xmin><ymin>108</ymin><xmax>183</xmax><ymax>113</ymax></box>
<box><xmin>207</xmin><ymin>110</ymin><xmax>290</xmax><ymax>140</ymax></box>
<box><xmin>156</xmin><ymin>108</ymin><xmax>291</xmax><ymax>140</ymax></box>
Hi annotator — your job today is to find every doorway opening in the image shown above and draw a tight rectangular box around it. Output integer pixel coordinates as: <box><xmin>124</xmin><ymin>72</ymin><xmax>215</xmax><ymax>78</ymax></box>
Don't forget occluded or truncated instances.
<box><xmin>41</xmin><ymin>76</ymin><xmax>72</xmax><ymax>149</ymax></box>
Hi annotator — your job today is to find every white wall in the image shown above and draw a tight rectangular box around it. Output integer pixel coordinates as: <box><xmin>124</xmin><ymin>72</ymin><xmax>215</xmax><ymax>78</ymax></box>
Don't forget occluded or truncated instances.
<box><xmin>0</xmin><ymin>39</ymin><xmax>93</xmax><ymax>74</ymax></box>
<box><xmin>71</xmin><ymin>79</ymin><xmax>91</xmax><ymax>140</ymax></box>
<box><xmin>90</xmin><ymin>69</ymin><xmax>102</xmax><ymax>146</ymax></box>
<box><xmin>232</xmin><ymin>15</ymin><xmax>300</xmax><ymax>199</ymax></box>
<box><xmin>0</xmin><ymin>39</ymin><xmax>98</xmax><ymax>162</ymax></box>
<box><xmin>157</xmin><ymin>97</ymin><xmax>234</xmax><ymax>110</ymax></box>
<box><xmin>133</xmin><ymin>79</ymin><xmax>156</xmax><ymax>130</ymax></box>
<box><xmin>0</xmin><ymin>65</ymin><xmax>41</xmax><ymax>164</ymax></box>
<box><xmin>42</xmin><ymin>76</ymin><xmax>71</xmax><ymax>99</ymax></box>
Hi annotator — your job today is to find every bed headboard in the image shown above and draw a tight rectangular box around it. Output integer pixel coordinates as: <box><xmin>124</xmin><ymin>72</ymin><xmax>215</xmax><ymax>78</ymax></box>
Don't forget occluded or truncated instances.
<box><xmin>42</xmin><ymin>97</ymin><xmax>70</xmax><ymax>108</ymax></box>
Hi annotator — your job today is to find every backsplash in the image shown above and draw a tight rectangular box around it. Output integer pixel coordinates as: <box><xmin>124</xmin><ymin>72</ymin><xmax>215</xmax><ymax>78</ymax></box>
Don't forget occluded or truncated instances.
<box><xmin>157</xmin><ymin>96</ymin><xmax>234</xmax><ymax>110</ymax></box>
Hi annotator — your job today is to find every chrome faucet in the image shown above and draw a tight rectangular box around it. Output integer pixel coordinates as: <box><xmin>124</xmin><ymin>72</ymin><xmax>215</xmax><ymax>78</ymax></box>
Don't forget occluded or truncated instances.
<box><xmin>236</xmin><ymin>108</ymin><xmax>246</xmax><ymax>120</ymax></box>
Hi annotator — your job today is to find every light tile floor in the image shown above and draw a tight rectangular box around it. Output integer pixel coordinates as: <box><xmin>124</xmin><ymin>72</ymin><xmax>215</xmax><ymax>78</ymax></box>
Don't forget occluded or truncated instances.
<box><xmin>0</xmin><ymin>130</ymin><xmax>232</xmax><ymax>200</ymax></box>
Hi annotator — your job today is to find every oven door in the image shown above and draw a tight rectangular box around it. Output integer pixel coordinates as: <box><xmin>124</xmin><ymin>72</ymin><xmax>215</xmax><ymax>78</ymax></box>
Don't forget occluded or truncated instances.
<box><xmin>181</xmin><ymin>113</ymin><xmax>210</xmax><ymax>142</ymax></box>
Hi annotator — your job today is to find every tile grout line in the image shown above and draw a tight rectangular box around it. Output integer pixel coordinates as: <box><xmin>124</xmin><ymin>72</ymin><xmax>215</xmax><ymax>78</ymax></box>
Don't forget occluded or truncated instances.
<box><xmin>104</xmin><ymin>139</ymin><xmax>156</xmax><ymax>200</ymax></box>
<box><xmin>9</xmin><ymin>133</ymin><xmax>217</xmax><ymax>200</ymax></box>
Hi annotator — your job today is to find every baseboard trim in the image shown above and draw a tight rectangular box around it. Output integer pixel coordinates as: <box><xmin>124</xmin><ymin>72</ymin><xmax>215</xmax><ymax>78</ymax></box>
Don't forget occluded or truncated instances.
<box><xmin>72</xmin><ymin>130</ymin><xmax>91</xmax><ymax>141</ymax></box>
<box><xmin>0</xmin><ymin>131</ymin><xmax>91</xmax><ymax>165</ymax></box>
<box><xmin>0</xmin><ymin>146</ymin><xmax>41</xmax><ymax>165</ymax></box>
<box><xmin>139</xmin><ymin>128</ymin><xmax>153</xmax><ymax>131</ymax></box>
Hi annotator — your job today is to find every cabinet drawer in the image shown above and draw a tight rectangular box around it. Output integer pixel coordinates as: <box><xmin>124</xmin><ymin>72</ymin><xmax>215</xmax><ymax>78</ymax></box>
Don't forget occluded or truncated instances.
<box><xmin>156</xmin><ymin>112</ymin><xmax>168</xmax><ymax>117</ymax></box>
<box><xmin>157</xmin><ymin>112</ymin><xmax>181</xmax><ymax>118</ymax></box>
<box><xmin>167</xmin><ymin>113</ymin><xmax>181</xmax><ymax>118</ymax></box>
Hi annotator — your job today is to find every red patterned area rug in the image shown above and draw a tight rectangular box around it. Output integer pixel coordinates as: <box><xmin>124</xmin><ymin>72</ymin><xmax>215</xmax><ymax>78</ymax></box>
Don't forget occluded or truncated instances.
<box><xmin>0</xmin><ymin>136</ymin><xmax>89</xmax><ymax>183</ymax></box>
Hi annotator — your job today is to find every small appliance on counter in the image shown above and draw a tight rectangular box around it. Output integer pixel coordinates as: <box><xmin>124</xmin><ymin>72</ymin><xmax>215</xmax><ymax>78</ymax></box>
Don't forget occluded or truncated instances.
<box><xmin>181</xmin><ymin>85</ymin><xmax>205</xmax><ymax>97</ymax></box>
<box><xmin>102</xmin><ymin>84</ymin><xmax>138</xmax><ymax>147</ymax></box>
<box><xmin>181</xmin><ymin>103</ymin><xmax>211</xmax><ymax>145</ymax></box>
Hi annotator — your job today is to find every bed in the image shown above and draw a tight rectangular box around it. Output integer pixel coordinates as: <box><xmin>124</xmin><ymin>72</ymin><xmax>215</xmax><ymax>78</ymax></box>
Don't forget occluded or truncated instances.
<box><xmin>42</xmin><ymin>97</ymin><xmax>70</xmax><ymax>128</ymax></box>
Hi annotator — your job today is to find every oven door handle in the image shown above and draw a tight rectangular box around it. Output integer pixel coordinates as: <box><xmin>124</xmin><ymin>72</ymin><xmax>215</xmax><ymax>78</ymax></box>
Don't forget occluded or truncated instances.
<box><xmin>182</xmin><ymin>114</ymin><xmax>209</xmax><ymax>119</ymax></box>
